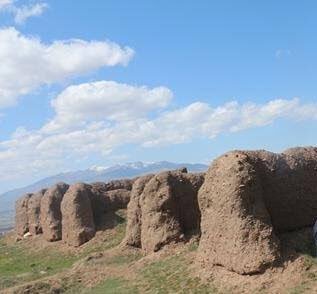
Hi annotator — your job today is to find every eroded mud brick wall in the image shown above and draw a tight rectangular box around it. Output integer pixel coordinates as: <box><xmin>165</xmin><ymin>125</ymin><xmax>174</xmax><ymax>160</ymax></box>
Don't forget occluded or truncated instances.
<box><xmin>198</xmin><ymin>147</ymin><xmax>317</xmax><ymax>275</ymax></box>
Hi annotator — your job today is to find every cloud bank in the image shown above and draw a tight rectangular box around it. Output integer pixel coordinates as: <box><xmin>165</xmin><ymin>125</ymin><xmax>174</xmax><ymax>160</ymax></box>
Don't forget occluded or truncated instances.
<box><xmin>1</xmin><ymin>79</ymin><xmax>317</xmax><ymax>182</ymax></box>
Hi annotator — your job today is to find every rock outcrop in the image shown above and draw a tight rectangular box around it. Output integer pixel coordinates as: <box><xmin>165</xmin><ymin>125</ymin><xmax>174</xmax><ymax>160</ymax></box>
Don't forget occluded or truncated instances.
<box><xmin>124</xmin><ymin>170</ymin><xmax>204</xmax><ymax>252</ymax></box>
<box><xmin>61</xmin><ymin>183</ymin><xmax>95</xmax><ymax>247</ymax></box>
<box><xmin>198</xmin><ymin>147</ymin><xmax>317</xmax><ymax>275</ymax></box>
<box><xmin>40</xmin><ymin>183</ymin><xmax>69</xmax><ymax>241</ymax></box>
<box><xmin>15</xmin><ymin>193</ymin><xmax>32</xmax><ymax>238</ymax></box>
<box><xmin>27</xmin><ymin>189</ymin><xmax>47</xmax><ymax>235</ymax></box>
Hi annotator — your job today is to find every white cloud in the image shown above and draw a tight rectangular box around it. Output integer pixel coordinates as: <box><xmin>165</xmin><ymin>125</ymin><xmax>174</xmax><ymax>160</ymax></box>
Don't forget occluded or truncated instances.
<box><xmin>0</xmin><ymin>28</ymin><xmax>134</xmax><ymax>109</ymax></box>
<box><xmin>137</xmin><ymin>98</ymin><xmax>317</xmax><ymax>147</ymax></box>
<box><xmin>0</xmin><ymin>0</ymin><xmax>13</xmax><ymax>9</ymax></box>
<box><xmin>43</xmin><ymin>81</ymin><xmax>173</xmax><ymax>132</ymax></box>
<box><xmin>0</xmin><ymin>80</ymin><xmax>317</xmax><ymax>184</ymax></box>
<box><xmin>14</xmin><ymin>2</ymin><xmax>48</xmax><ymax>24</ymax></box>
<box><xmin>0</xmin><ymin>1</ymin><xmax>48</xmax><ymax>24</ymax></box>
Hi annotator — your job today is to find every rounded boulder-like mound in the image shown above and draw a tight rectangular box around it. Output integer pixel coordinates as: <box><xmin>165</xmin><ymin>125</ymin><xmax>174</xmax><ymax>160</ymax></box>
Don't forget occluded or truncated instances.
<box><xmin>123</xmin><ymin>169</ymin><xmax>204</xmax><ymax>253</ymax></box>
<box><xmin>27</xmin><ymin>189</ymin><xmax>47</xmax><ymax>236</ymax></box>
<box><xmin>40</xmin><ymin>183</ymin><xmax>69</xmax><ymax>242</ymax></box>
<box><xmin>198</xmin><ymin>146</ymin><xmax>317</xmax><ymax>275</ymax></box>
<box><xmin>61</xmin><ymin>183</ymin><xmax>95</xmax><ymax>247</ymax></box>
<box><xmin>141</xmin><ymin>170</ymin><xmax>204</xmax><ymax>252</ymax></box>
<box><xmin>123</xmin><ymin>174</ymin><xmax>154</xmax><ymax>247</ymax></box>
<box><xmin>15</xmin><ymin>193</ymin><xmax>32</xmax><ymax>238</ymax></box>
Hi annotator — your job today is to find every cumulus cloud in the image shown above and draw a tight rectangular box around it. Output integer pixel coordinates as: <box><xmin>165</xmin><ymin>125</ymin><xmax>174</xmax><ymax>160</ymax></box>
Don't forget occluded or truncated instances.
<box><xmin>0</xmin><ymin>28</ymin><xmax>134</xmax><ymax>109</ymax></box>
<box><xmin>0</xmin><ymin>79</ymin><xmax>317</xmax><ymax>183</ymax></box>
<box><xmin>44</xmin><ymin>81</ymin><xmax>173</xmax><ymax>132</ymax></box>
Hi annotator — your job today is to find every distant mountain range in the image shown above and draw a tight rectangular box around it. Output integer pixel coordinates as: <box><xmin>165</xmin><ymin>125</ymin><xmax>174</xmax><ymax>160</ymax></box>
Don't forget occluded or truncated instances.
<box><xmin>0</xmin><ymin>161</ymin><xmax>208</xmax><ymax>215</ymax></box>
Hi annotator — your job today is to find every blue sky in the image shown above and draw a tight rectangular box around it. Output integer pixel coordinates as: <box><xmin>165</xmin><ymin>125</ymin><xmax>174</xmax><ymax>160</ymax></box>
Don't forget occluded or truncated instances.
<box><xmin>0</xmin><ymin>0</ymin><xmax>316</xmax><ymax>193</ymax></box>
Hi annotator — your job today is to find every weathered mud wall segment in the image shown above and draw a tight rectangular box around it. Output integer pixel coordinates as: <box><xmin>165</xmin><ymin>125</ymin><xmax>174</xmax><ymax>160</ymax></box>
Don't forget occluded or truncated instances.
<box><xmin>13</xmin><ymin>147</ymin><xmax>317</xmax><ymax>274</ymax></box>
<box><xmin>89</xmin><ymin>182</ymin><xmax>110</xmax><ymax>226</ymax></box>
<box><xmin>198</xmin><ymin>146</ymin><xmax>317</xmax><ymax>275</ymax></box>
<box><xmin>124</xmin><ymin>174</ymin><xmax>154</xmax><ymax>247</ymax></box>
<box><xmin>27</xmin><ymin>189</ymin><xmax>47</xmax><ymax>236</ymax></box>
<box><xmin>89</xmin><ymin>180</ymin><xmax>132</xmax><ymax>227</ymax></box>
<box><xmin>124</xmin><ymin>170</ymin><xmax>204</xmax><ymax>253</ymax></box>
<box><xmin>15</xmin><ymin>179</ymin><xmax>133</xmax><ymax>246</ymax></box>
<box><xmin>103</xmin><ymin>179</ymin><xmax>134</xmax><ymax>192</ymax></box>
<box><xmin>178</xmin><ymin>172</ymin><xmax>205</xmax><ymax>234</ymax></box>
<box><xmin>102</xmin><ymin>189</ymin><xmax>131</xmax><ymax>211</ymax></box>
<box><xmin>198</xmin><ymin>151</ymin><xmax>280</xmax><ymax>275</ymax></box>
<box><xmin>61</xmin><ymin>183</ymin><xmax>96</xmax><ymax>247</ymax></box>
<box><xmin>254</xmin><ymin>147</ymin><xmax>317</xmax><ymax>232</ymax></box>
<box><xmin>15</xmin><ymin>193</ymin><xmax>32</xmax><ymax>238</ymax></box>
<box><xmin>40</xmin><ymin>183</ymin><xmax>69</xmax><ymax>241</ymax></box>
